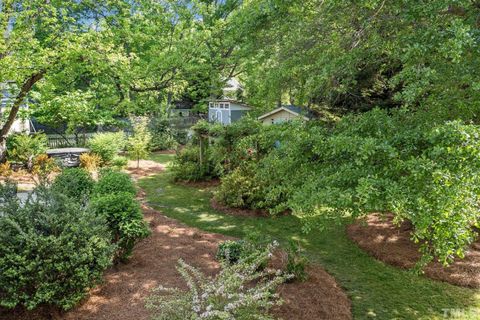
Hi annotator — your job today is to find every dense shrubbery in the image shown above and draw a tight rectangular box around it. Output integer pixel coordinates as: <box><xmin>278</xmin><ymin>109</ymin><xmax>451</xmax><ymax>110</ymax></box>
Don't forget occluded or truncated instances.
<box><xmin>0</xmin><ymin>160</ymin><xmax>149</xmax><ymax>311</ymax></box>
<box><xmin>91</xmin><ymin>192</ymin><xmax>150</xmax><ymax>260</ymax></box>
<box><xmin>93</xmin><ymin>170</ymin><xmax>137</xmax><ymax>196</ymax></box>
<box><xmin>0</xmin><ymin>185</ymin><xmax>115</xmax><ymax>310</ymax></box>
<box><xmin>52</xmin><ymin>168</ymin><xmax>94</xmax><ymax>201</ymax></box>
<box><xmin>180</xmin><ymin>110</ymin><xmax>480</xmax><ymax>266</ymax></box>
<box><xmin>88</xmin><ymin>132</ymin><xmax>126</xmax><ymax>164</ymax></box>
<box><xmin>148</xmin><ymin>117</ymin><xmax>180</xmax><ymax>151</ymax></box>
<box><xmin>147</xmin><ymin>242</ymin><xmax>289</xmax><ymax>320</ymax></box>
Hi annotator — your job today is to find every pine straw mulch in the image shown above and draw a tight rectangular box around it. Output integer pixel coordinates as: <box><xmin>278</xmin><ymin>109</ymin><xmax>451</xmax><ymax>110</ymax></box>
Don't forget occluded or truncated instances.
<box><xmin>210</xmin><ymin>198</ymin><xmax>270</xmax><ymax>217</ymax></box>
<box><xmin>347</xmin><ymin>213</ymin><xmax>480</xmax><ymax>288</ymax></box>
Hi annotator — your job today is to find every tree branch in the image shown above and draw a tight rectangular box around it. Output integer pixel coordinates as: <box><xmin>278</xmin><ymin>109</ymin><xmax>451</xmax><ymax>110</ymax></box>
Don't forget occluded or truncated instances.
<box><xmin>0</xmin><ymin>71</ymin><xmax>46</xmax><ymax>142</ymax></box>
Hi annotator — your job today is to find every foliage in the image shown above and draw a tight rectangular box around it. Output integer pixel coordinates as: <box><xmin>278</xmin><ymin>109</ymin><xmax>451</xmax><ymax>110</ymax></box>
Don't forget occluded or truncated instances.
<box><xmin>148</xmin><ymin>117</ymin><xmax>179</xmax><ymax>151</ymax></box>
<box><xmin>51</xmin><ymin>168</ymin><xmax>94</xmax><ymax>202</ymax></box>
<box><xmin>6</xmin><ymin>134</ymin><xmax>48</xmax><ymax>170</ymax></box>
<box><xmin>111</xmin><ymin>156</ymin><xmax>129</xmax><ymax>169</ymax></box>
<box><xmin>93</xmin><ymin>170</ymin><xmax>136</xmax><ymax>196</ymax></box>
<box><xmin>171</xmin><ymin>145</ymin><xmax>217</xmax><ymax>182</ymax></box>
<box><xmin>146</xmin><ymin>242</ymin><xmax>289</xmax><ymax>320</ymax></box>
<box><xmin>31</xmin><ymin>154</ymin><xmax>59</xmax><ymax>184</ymax></box>
<box><xmin>128</xmin><ymin>117</ymin><xmax>152</xmax><ymax>168</ymax></box>
<box><xmin>214</xmin><ymin>165</ymin><xmax>264</xmax><ymax>209</ymax></box>
<box><xmin>216</xmin><ymin>240</ymin><xmax>247</xmax><ymax>265</ymax></box>
<box><xmin>0</xmin><ymin>184</ymin><xmax>115</xmax><ymax>310</ymax></box>
<box><xmin>285</xmin><ymin>241</ymin><xmax>309</xmax><ymax>282</ymax></box>
<box><xmin>90</xmin><ymin>192</ymin><xmax>150</xmax><ymax>260</ymax></box>
<box><xmin>88</xmin><ymin>132</ymin><xmax>126</xmax><ymax>165</ymax></box>
<box><xmin>0</xmin><ymin>161</ymin><xmax>12</xmax><ymax>178</ymax></box>
<box><xmin>80</xmin><ymin>153</ymin><xmax>102</xmax><ymax>172</ymax></box>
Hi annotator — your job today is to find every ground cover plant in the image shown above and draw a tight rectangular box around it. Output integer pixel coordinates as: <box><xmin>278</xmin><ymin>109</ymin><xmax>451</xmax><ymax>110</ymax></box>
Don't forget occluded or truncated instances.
<box><xmin>141</xmin><ymin>153</ymin><xmax>480</xmax><ymax>320</ymax></box>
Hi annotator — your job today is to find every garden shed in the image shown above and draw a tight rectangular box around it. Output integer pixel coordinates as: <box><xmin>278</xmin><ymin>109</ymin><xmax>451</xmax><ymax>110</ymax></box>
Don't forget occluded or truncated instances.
<box><xmin>208</xmin><ymin>99</ymin><xmax>251</xmax><ymax>125</ymax></box>
<box><xmin>258</xmin><ymin>105</ymin><xmax>311</xmax><ymax>125</ymax></box>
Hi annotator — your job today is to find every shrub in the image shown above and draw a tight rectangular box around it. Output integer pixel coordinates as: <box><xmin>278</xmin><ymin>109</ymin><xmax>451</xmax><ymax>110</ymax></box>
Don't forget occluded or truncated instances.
<box><xmin>148</xmin><ymin>117</ymin><xmax>179</xmax><ymax>150</ymax></box>
<box><xmin>171</xmin><ymin>145</ymin><xmax>217</xmax><ymax>182</ymax></box>
<box><xmin>0</xmin><ymin>161</ymin><xmax>12</xmax><ymax>178</ymax></box>
<box><xmin>51</xmin><ymin>168</ymin><xmax>94</xmax><ymax>201</ymax></box>
<box><xmin>214</xmin><ymin>165</ymin><xmax>264</xmax><ymax>209</ymax></box>
<box><xmin>128</xmin><ymin>117</ymin><xmax>152</xmax><ymax>168</ymax></box>
<box><xmin>88</xmin><ymin>132</ymin><xmax>126</xmax><ymax>164</ymax></box>
<box><xmin>111</xmin><ymin>156</ymin><xmax>129</xmax><ymax>169</ymax></box>
<box><xmin>31</xmin><ymin>154</ymin><xmax>59</xmax><ymax>184</ymax></box>
<box><xmin>285</xmin><ymin>241</ymin><xmax>309</xmax><ymax>282</ymax></box>
<box><xmin>0</xmin><ymin>185</ymin><xmax>115</xmax><ymax>310</ymax></box>
<box><xmin>80</xmin><ymin>153</ymin><xmax>102</xmax><ymax>172</ymax></box>
<box><xmin>90</xmin><ymin>192</ymin><xmax>150</xmax><ymax>260</ymax></box>
<box><xmin>146</xmin><ymin>242</ymin><xmax>290</xmax><ymax>320</ymax></box>
<box><xmin>93</xmin><ymin>170</ymin><xmax>136</xmax><ymax>196</ymax></box>
<box><xmin>216</xmin><ymin>240</ymin><xmax>246</xmax><ymax>264</ymax></box>
<box><xmin>6</xmin><ymin>133</ymin><xmax>48</xmax><ymax>170</ymax></box>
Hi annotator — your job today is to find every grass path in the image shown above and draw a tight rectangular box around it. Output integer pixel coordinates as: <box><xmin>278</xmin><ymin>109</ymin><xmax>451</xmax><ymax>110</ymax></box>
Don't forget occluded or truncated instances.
<box><xmin>140</xmin><ymin>154</ymin><xmax>480</xmax><ymax>319</ymax></box>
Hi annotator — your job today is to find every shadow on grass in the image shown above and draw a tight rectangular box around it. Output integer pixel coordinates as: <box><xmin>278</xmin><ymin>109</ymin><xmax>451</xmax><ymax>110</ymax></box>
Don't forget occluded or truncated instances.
<box><xmin>140</xmin><ymin>156</ymin><xmax>480</xmax><ymax>320</ymax></box>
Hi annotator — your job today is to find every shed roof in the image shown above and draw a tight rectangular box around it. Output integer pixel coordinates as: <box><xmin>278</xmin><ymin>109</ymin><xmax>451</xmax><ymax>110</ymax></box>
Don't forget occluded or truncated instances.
<box><xmin>257</xmin><ymin>105</ymin><xmax>312</xmax><ymax>121</ymax></box>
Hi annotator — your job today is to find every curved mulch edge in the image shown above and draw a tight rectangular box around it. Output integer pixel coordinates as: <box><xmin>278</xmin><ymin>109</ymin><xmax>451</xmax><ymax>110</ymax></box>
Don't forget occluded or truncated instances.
<box><xmin>210</xmin><ymin>197</ymin><xmax>270</xmax><ymax>217</ymax></box>
<box><xmin>347</xmin><ymin>213</ymin><xmax>480</xmax><ymax>288</ymax></box>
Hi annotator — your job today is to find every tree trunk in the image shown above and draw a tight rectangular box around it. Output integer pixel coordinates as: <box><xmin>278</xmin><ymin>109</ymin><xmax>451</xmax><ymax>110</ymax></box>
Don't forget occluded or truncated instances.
<box><xmin>0</xmin><ymin>71</ymin><xmax>46</xmax><ymax>144</ymax></box>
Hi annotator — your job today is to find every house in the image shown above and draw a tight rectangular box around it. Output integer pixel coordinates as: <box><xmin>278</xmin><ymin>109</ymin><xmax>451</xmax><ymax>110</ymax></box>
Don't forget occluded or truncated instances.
<box><xmin>1</xmin><ymin>83</ymin><xmax>31</xmax><ymax>134</ymax></box>
<box><xmin>258</xmin><ymin>105</ymin><xmax>312</xmax><ymax>125</ymax></box>
<box><xmin>208</xmin><ymin>99</ymin><xmax>251</xmax><ymax>125</ymax></box>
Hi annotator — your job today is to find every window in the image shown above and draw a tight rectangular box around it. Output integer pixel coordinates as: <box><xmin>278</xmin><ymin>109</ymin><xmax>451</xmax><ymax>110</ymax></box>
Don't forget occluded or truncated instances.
<box><xmin>225</xmin><ymin>103</ymin><xmax>230</xmax><ymax>109</ymax></box>
<box><xmin>220</xmin><ymin>103</ymin><xmax>224</xmax><ymax>109</ymax></box>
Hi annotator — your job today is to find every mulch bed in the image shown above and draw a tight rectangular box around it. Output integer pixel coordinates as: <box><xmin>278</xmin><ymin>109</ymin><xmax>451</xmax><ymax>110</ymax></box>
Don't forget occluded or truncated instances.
<box><xmin>347</xmin><ymin>213</ymin><xmax>480</xmax><ymax>288</ymax></box>
<box><xmin>0</xmin><ymin>164</ymin><xmax>352</xmax><ymax>320</ymax></box>
<box><xmin>210</xmin><ymin>198</ymin><xmax>270</xmax><ymax>217</ymax></box>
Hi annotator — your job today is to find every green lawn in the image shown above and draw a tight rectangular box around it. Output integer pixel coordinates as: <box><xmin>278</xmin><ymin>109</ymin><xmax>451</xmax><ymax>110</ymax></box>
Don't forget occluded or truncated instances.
<box><xmin>142</xmin><ymin>153</ymin><xmax>480</xmax><ymax>320</ymax></box>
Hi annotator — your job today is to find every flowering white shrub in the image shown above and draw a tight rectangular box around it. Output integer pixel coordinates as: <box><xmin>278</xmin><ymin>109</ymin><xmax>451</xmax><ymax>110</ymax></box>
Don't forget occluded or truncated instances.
<box><xmin>146</xmin><ymin>242</ymin><xmax>291</xmax><ymax>320</ymax></box>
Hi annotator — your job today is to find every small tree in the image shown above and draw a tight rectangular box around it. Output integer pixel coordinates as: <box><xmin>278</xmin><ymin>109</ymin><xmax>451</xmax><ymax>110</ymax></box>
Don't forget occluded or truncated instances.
<box><xmin>128</xmin><ymin>117</ymin><xmax>152</xmax><ymax>168</ymax></box>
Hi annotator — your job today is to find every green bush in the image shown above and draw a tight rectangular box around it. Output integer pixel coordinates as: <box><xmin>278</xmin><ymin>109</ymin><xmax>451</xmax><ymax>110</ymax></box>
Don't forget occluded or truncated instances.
<box><xmin>51</xmin><ymin>168</ymin><xmax>94</xmax><ymax>201</ymax></box>
<box><xmin>88</xmin><ymin>132</ymin><xmax>126</xmax><ymax>164</ymax></box>
<box><xmin>147</xmin><ymin>242</ymin><xmax>289</xmax><ymax>320</ymax></box>
<box><xmin>93</xmin><ymin>170</ymin><xmax>136</xmax><ymax>196</ymax></box>
<box><xmin>90</xmin><ymin>192</ymin><xmax>150</xmax><ymax>260</ymax></box>
<box><xmin>111</xmin><ymin>155</ymin><xmax>129</xmax><ymax>169</ymax></box>
<box><xmin>171</xmin><ymin>145</ymin><xmax>217</xmax><ymax>182</ymax></box>
<box><xmin>214</xmin><ymin>165</ymin><xmax>264</xmax><ymax>209</ymax></box>
<box><xmin>285</xmin><ymin>241</ymin><xmax>309</xmax><ymax>282</ymax></box>
<box><xmin>6</xmin><ymin>133</ymin><xmax>48</xmax><ymax>169</ymax></box>
<box><xmin>216</xmin><ymin>240</ymin><xmax>246</xmax><ymax>264</ymax></box>
<box><xmin>0</xmin><ymin>185</ymin><xmax>115</xmax><ymax>310</ymax></box>
<box><xmin>148</xmin><ymin>117</ymin><xmax>182</xmax><ymax>150</ymax></box>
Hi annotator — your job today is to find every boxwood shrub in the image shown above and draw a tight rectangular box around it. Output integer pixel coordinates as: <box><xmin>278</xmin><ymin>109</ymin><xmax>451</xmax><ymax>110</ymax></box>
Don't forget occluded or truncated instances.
<box><xmin>93</xmin><ymin>170</ymin><xmax>136</xmax><ymax>196</ymax></box>
<box><xmin>0</xmin><ymin>185</ymin><xmax>115</xmax><ymax>311</ymax></box>
<box><xmin>51</xmin><ymin>168</ymin><xmax>94</xmax><ymax>202</ymax></box>
<box><xmin>90</xmin><ymin>192</ymin><xmax>150</xmax><ymax>260</ymax></box>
